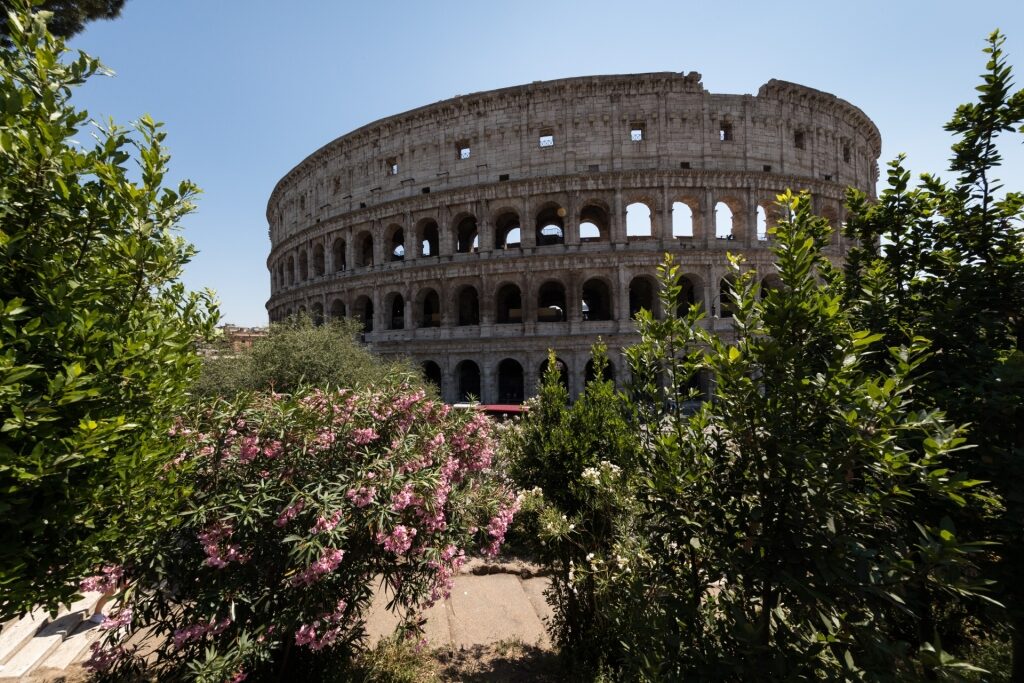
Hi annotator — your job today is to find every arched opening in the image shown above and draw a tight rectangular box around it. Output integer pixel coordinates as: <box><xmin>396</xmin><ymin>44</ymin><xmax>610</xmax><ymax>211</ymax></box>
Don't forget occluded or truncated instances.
<box><xmin>582</xmin><ymin>278</ymin><xmax>612</xmax><ymax>321</ymax></box>
<box><xmin>676</xmin><ymin>276</ymin><xmax>701</xmax><ymax>316</ymax></box>
<box><xmin>761</xmin><ymin>273</ymin><xmax>784</xmax><ymax>299</ymax></box>
<box><xmin>455</xmin><ymin>216</ymin><xmax>479</xmax><ymax>254</ymax></box>
<box><xmin>422</xmin><ymin>361</ymin><xmax>442</xmax><ymax>393</ymax></box>
<box><xmin>579</xmin><ymin>204</ymin><xmax>610</xmax><ymax>243</ymax></box>
<box><xmin>720</xmin><ymin>276</ymin><xmax>738</xmax><ymax>318</ymax></box>
<box><xmin>419</xmin><ymin>220</ymin><xmax>439</xmax><ymax>257</ymax></box>
<box><xmin>332</xmin><ymin>238</ymin><xmax>347</xmax><ymax>272</ymax></box>
<box><xmin>389</xmin><ymin>226</ymin><xmax>405</xmax><ymax>261</ymax></box>
<box><xmin>495</xmin><ymin>284</ymin><xmax>522</xmax><ymax>324</ymax></box>
<box><xmin>329</xmin><ymin>299</ymin><xmax>346</xmax><ymax>321</ymax></box>
<box><xmin>456</xmin><ymin>285</ymin><xmax>480</xmax><ymax>326</ymax></box>
<box><xmin>353</xmin><ymin>296</ymin><xmax>374</xmax><ymax>332</ymax></box>
<box><xmin>297</xmin><ymin>304</ymin><xmax>307</xmax><ymax>316</ymax></box>
<box><xmin>311</xmin><ymin>302</ymin><xmax>324</xmax><ymax>326</ymax></box>
<box><xmin>585</xmin><ymin>358</ymin><xmax>615</xmax><ymax>384</ymax></box>
<box><xmin>535</xmin><ymin>205</ymin><xmax>565</xmax><ymax>246</ymax></box>
<box><xmin>715</xmin><ymin>202</ymin><xmax>736</xmax><ymax>240</ymax></box>
<box><xmin>756</xmin><ymin>205</ymin><xmax>768</xmax><ymax>241</ymax></box>
<box><xmin>417</xmin><ymin>289</ymin><xmax>441</xmax><ymax>328</ymax></box>
<box><xmin>672</xmin><ymin>202</ymin><xmax>694</xmax><ymax>238</ymax></box>
<box><xmin>385</xmin><ymin>292</ymin><xmax>405</xmax><ymax>330</ymax></box>
<box><xmin>456</xmin><ymin>360</ymin><xmax>481</xmax><ymax>402</ymax></box>
<box><xmin>497</xmin><ymin>359</ymin><xmax>525</xmax><ymax>404</ymax></box>
<box><xmin>277</xmin><ymin>262</ymin><xmax>285</xmax><ymax>288</ymax></box>
<box><xmin>312</xmin><ymin>244</ymin><xmax>325</xmax><ymax>276</ymax></box>
<box><xmin>286</xmin><ymin>255</ymin><xmax>295</xmax><ymax>285</ymax></box>
<box><xmin>629</xmin><ymin>275</ymin><xmax>657</xmax><ymax>318</ymax></box>
<box><xmin>299</xmin><ymin>250</ymin><xmax>309</xmax><ymax>281</ymax></box>
<box><xmin>495</xmin><ymin>212</ymin><xmax>521</xmax><ymax>249</ymax></box>
<box><xmin>357</xmin><ymin>232</ymin><xmax>374</xmax><ymax>267</ymax></box>
<box><xmin>537</xmin><ymin>281</ymin><xmax>567</xmax><ymax>322</ymax></box>
<box><xmin>539</xmin><ymin>357</ymin><xmax>569</xmax><ymax>392</ymax></box>
<box><xmin>625</xmin><ymin>202</ymin><xmax>652</xmax><ymax>237</ymax></box>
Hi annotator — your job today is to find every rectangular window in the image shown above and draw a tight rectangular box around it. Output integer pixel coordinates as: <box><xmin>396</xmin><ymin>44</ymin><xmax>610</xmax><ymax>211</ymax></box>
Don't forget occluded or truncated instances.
<box><xmin>842</xmin><ymin>145</ymin><xmax>851</xmax><ymax>163</ymax></box>
<box><xmin>794</xmin><ymin>131</ymin><xmax>806</xmax><ymax>150</ymax></box>
<box><xmin>763</xmin><ymin>164</ymin><xmax>772</xmax><ymax>172</ymax></box>
<box><xmin>679</xmin><ymin>161</ymin><xmax>691</xmax><ymax>169</ymax></box>
<box><xmin>421</xmin><ymin>187</ymin><xmax>430</xmax><ymax>194</ymax></box>
<box><xmin>458</xmin><ymin>142</ymin><xmax>471</xmax><ymax>160</ymax></box>
<box><xmin>386</xmin><ymin>157</ymin><xmax>399</xmax><ymax>175</ymax></box>
<box><xmin>539</xmin><ymin>131</ymin><xmax>554</xmax><ymax>148</ymax></box>
<box><xmin>588</xmin><ymin>164</ymin><xmax>600</xmax><ymax>172</ymax></box>
<box><xmin>719</xmin><ymin>123</ymin><xmax>733</xmax><ymax>141</ymax></box>
<box><xmin>498</xmin><ymin>173</ymin><xmax>510</xmax><ymax>181</ymax></box>
<box><xmin>630</xmin><ymin>123</ymin><xmax>645</xmax><ymax>142</ymax></box>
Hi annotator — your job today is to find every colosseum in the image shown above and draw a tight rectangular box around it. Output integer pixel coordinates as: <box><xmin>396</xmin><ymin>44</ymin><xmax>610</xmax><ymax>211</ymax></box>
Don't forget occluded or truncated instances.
<box><xmin>265</xmin><ymin>71</ymin><xmax>880</xmax><ymax>403</ymax></box>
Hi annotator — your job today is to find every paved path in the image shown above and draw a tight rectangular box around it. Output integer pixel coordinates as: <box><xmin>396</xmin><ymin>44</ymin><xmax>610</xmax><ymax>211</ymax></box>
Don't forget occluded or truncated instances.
<box><xmin>0</xmin><ymin>561</ymin><xmax>552</xmax><ymax>680</ymax></box>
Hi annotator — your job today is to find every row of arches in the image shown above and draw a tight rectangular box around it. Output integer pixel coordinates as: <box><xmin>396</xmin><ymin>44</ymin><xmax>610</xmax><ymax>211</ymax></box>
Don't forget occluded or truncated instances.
<box><xmin>273</xmin><ymin>272</ymin><xmax>786</xmax><ymax>329</ymax></box>
<box><xmin>421</xmin><ymin>356</ymin><xmax>615</xmax><ymax>404</ymax></box>
<box><xmin>271</xmin><ymin>197</ymin><xmax>840</xmax><ymax>290</ymax></box>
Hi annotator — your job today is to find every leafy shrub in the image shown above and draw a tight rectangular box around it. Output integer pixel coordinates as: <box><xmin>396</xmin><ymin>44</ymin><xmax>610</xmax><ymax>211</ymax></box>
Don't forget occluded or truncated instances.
<box><xmin>0</xmin><ymin>4</ymin><xmax>216</xmax><ymax>619</ymax></box>
<box><xmin>86</xmin><ymin>382</ymin><xmax>519</xmax><ymax>680</ymax></box>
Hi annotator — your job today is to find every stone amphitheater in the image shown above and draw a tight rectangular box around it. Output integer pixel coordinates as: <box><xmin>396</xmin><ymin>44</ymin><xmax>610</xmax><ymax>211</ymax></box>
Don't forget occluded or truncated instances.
<box><xmin>265</xmin><ymin>72</ymin><xmax>880</xmax><ymax>403</ymax></box>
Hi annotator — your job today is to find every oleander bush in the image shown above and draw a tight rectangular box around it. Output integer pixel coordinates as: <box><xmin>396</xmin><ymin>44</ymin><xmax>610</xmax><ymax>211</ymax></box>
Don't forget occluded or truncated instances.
<box><xmin>85</xmin><ymin>382</ymin><xmax>519</xmax><ymax>681</ymax></box>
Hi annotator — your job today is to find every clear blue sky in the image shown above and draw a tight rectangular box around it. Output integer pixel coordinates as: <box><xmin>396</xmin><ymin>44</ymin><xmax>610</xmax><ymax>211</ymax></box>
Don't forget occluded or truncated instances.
<box><xmin>65</xmin><ymin>1</ymin><xmax>1024</xmax><ymax>326</ymax></box>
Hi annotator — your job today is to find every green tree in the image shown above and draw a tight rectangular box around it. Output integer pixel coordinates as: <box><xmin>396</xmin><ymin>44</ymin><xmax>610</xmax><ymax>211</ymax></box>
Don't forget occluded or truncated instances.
<box><xmin>843</xmin><ymin>31</ymin><xmax>1024</xmax><ymax>677</ymax></box>
<box><xmin>0</xmin><ymin>0</ymin><xmax>125</xmax><ymax>45</ymax></box>
<box><xmin>0</xmin><ymin>5</ymin><xmax>216</xmax><ymax>619</ymax></box>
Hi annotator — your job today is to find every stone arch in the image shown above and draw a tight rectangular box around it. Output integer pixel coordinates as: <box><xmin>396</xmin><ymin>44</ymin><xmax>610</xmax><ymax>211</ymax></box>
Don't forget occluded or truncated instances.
<box><xmin>286</xmin><ymin>255</ymin><xmax>295</xmax><ymax>285</ymax></box>
<box><xmin>454</xmin><ymin>214</ymin><xmax>479</xmax><ymax>254</ymax></box>
<box><xmin>625</xmin><ymin>200</ymin><xmax>654</xmax><ymax>238</ymax></box>
<box><xmin>535</xmin><ymin>203</ymin><xmax>565</xmax><ymax>246</ymax></box>
<box><xmin>756</xmin><ymin>205</ymin><xmax>769</xmax><ymax>241</ymax></box>
<box><xmin>352</xmin><ymin>295</ymin><xmax>374</xmax><ymax>332</ymax></box>
<box><xmin>582</xmin><ymin>277</ymin><xmax>613</xmax><ymax>321</ymax></box>
<box><xmin>629</xmin><ymin>274</ymin><xmax>659</xmax><ymax>318</ymax></box>
<box><xmin>297</xmin><ymin>304</ymin><xmax>307</xmax><ymax>316</ymax></box>
<box><xmin>417</xmin><ymin>219</ymin><xmax>439</xmax><ymax>258</ymax></box>
<box><xmin>384</xmin><ymin>291</ymin><xmax>405</xmax><ymax>329</ymax></box>
<box><xmin>332</xmin><ymin>237</ymin><xmax>347</xmax><ymax>272</ymax></box>
<box><xmin>311</xmin><ymin>301</ymin><xmax>324</xmax><ymax>325</ymax></box>
<box><xmin>676</xmin><ymin>274</ymin><xmax>704</xmax><ymax>315</ymax></box>
<box><xmin>761</xmin><ymin>272</ymin><xmax>784</xmax><ymax>298</ymax></box>
<box><xmin>672</xmin><ymin>201</ymin><xmax>696</xmax><ymax>238</ymax></box>
<box><xmin>298</xmin><ymin>249</ymin><xmax>309</xmax><ymax>281</ymax></box>
<box><xmin>497</xmin><ymin>358</ymin><xmax>525</xmax><ymax>404</ymax></box>
<box><xmin>455</xmin><ymin>284</ymin><xmax>480</xmax><ymax>326</ymax></box>
<box><xmin>715</xmin><ymin>197</ymin><xmax>744</xmax><ymax>240</ymax></box>
<box><xmin>495</xmin><ymin>283</ymin><xmax>523</xmax><ymax>324</ymax></box>
<box><xmin>455</xmin><ymin>360</ymin><xmax>481</xmax><ymax>401</ymax></box>
<box><xmin>312</xmin><ymin>243</ymin><xmax>325</xmax><ymax>276</ymax></box>
<box><xmin>494</xmin><ymin>210</ymin><xmax>521</xmax><ymax>249</ymax></box>
<box><xmin>386</xmin><ymin>224</ymin><xmax>405</xmax><ymax>261</ymax></box>
<box><xmin>720</xmin><ymin>275</ymin><xmax>738</xmax><ymax>318</ymax></box>
<box><xmin>416</xmin><ymin>287</ymin><xmax>441</xmax><ymax>328</ymax></box>
<box><xmin>537</xmin><ymin>280</ymin><xmax>567</xmax><ymax>322</ymax></box>
<box><xmin>329</xmin><ymin>298</ymin><xmax>346</xmax><ymax>320</ymax></box>
<box><xmin>277</xmin><ymin>261</ymin><xmax>285</xmax><ymax>288</ymax></box>
<box><xmin>539</xmin><ymin>356</ymin><xmax>569</xmax><ymax>391</ymax></box>
<box><xmin>355</xmin><ymin>231</ymin><xmax>374</xmax><ymax>267</ymax></box>
<box><xmin>422</xmin><ymin>361</ymin><xmax>442</xmax><ymax>393</ymax></box>
<box><xmin>579</xmin><ymin>201</ymin><xmax>611</xmax><ymax>243</ymax></box>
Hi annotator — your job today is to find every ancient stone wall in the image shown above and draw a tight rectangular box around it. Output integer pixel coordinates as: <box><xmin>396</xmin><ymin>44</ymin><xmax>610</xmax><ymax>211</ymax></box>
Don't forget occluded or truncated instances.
<box><xmin>265</xmin><ymin>72</ymin><xmax>880</xmax><ymax>403</ymax></box>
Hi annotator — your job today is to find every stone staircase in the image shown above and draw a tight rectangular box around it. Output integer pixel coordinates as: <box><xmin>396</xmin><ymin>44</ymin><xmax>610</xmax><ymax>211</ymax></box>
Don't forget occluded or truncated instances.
<box><xmin>0</xmin><ymin>592</ymin><xmax>103</xmax><ymax>681</ymax></box>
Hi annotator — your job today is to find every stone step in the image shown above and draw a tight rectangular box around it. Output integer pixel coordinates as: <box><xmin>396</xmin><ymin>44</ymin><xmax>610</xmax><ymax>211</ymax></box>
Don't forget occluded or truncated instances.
<box><xmin>35</xmin><ymin>617</ymin><xmax>103</xmax><ymax>671</ymax></box>
<box><xmin>0</xmin><ymin>609</ymin><xmax>49</xmax><ymax>666</ymax></box>
<box><xmin>0</xmin><ymin>593</ymin><xmax>101</xmax><ymax>679</ymax></box>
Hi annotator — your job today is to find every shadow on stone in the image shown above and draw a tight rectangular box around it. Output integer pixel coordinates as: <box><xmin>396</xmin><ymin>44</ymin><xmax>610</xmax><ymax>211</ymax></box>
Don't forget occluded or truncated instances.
<box><xmin>437</xmin><ymin>641</ymin><xmax>561</xmax><ymax>682</ymax></box>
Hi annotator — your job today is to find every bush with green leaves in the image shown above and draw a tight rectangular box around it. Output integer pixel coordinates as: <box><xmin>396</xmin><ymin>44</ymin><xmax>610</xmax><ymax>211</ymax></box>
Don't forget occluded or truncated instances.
<box><xmin>0</xmin><ymin>4</ymin><xmax>216</xmax><ymax>619</ymax></box>
<box><xmin>192</xmin><ymin>316</ymin><xmax>418</xmax><ymax>400</ymax></box>
<box><xmin>86</xmin><ymin>382</ymin><xmax>519</xmax><ymax>680</ymax></box>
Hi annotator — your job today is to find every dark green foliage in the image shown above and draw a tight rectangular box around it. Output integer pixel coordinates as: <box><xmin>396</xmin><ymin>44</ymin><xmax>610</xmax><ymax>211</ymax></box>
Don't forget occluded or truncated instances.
<box><xmin>0</xmin><ymin>6</ymin><xmax>216</xmax><ymax>619</ymax></box>
<box><xmin>843</xmin><ymin>30</ymin><xmax>1024</xmax><ymax>677</ymax></box>
<box><xmin>192</xmin><ymin>316</ymin><xmax>419</xmax><ymax>399</ymax></box>
<box><xmin>0</xmin><ymin>0</ymin><xmax>125</xmax><ymax>45</ymax></box>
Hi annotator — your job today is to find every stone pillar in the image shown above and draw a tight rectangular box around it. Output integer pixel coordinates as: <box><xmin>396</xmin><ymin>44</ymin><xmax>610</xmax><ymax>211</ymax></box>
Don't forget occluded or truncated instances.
<box><xmin>521</xmin><ymin>199</ymin><xmax>536</xmax><ymax>249</ymax></box>
<box><xmin>566</xmin><ymin>192</ymin><xmax>580</xmax><ymax>246</ymax></box>
<box><xmin>612</xmin><ymin>188</ymin><xmax>625</xmax><ymax>245</ymax></box>
<box><xmin>481</xmin><ymin>361</ymin><xmax>497</xmax><ymax>404</ymax></box>
<box><xmin>702</xmin><ymin>188</ymin><xmax>715</xmax><ymax>248</ymax></box>
<box><xmin>479</xmin><ymin>207</ymin><xmax>494</xmax><ymax>255</ymax></box>
<box><xmin>403</xmin><ymin>288</ymin><xmax>414</xmax><ymax>331</ymax></box>
<box><xmin>660</xmin><ymin>182</ymin><xmax>672</xmax><ymax>246</ymax></box>
<box><xmin>568</xmin><ymin>351</ymin><xmax>585</xmax><ymax>400</ymax></box>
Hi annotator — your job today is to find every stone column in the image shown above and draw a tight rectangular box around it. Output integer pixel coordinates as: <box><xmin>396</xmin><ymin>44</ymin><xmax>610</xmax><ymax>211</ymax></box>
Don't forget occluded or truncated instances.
<box><xmin>612</xmin><ymin>188</ymin><xmax>625</xmax><ymax>245</ymax></box>
<box><xmin>520</xmin><ymin>199</ymin><xmax>536</xmax><ymax>249</ymax></box>
<box><xmin>481</xmin><ymin>361</ymin><xmax>497</xmax><ymax>404</ymax></box>
<box><xmin>566</xmin><ymin>192</ymin><xmax>579</xmax><ymax>246</ymax></box>
<box><xmin>660</xmin><ymin>182</ymin><xmax>672</xmax><ymax>246</ymax></box>
<box><xmin>702</xmin><ymin>188</ymin><xmax>715</xmax><ymax>248</ymax></box>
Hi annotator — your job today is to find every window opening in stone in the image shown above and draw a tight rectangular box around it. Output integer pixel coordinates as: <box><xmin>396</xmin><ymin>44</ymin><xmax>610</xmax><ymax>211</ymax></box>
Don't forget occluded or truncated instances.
<box><xmin>331</xmin><ymin>239</ymin><xmax>346</xmax><ymax>272</ymax></box>
<box><xmin>311</xmin><ymin>302</ymin><xmax>324</xmax><ymax>326</ymax></box>
<box><xmin>630</xmin><ymin>123</ymin><xmax>645</xmax><ymax>142</ymax></box>
<box><xmin>418</xmin><ymin>289</ymin><xmax>441</xmax><ymax>328</ymax></box>
<box><xmin>794</xmin><ymin>131</ymin><xmax>805</xmax><ymax>150</ymax></box>
<box><xmin>422</xmin><ymin>361</ymin><xmax>443</xmax><ymax>393</ymax></box>
<box><xmin>286</xmin><ymin>255</ymin><xmax>295</xmax><ymax>285</ymax></box>
<box><xmin>756</xmin><ymin>205</ymin><xmax>769</xmax><ymax>241</ymax></box>
<box><xmin>330</xmin><ymin>299</ymin><xmax>346</xmax><ymax>321</ymax></box>
<box><xmin>456</xmin><ymin>360</ymin><xmax>481</xmax><ymax>402</ymax></box>
<box><xmin>626</xmin><ymin>202</ymin><xmax>652</xmax><ymax>237</ymax></box>
<box><xmin>582</xmin><ymin>278</ymin><xmax>612</xmax><ymax>321</ymax></box>
<box><xmin>457</xmin><ymin>286</ymin><xmax>480</xmax><ymax>326</ymax></box>
<box><xmin>420</xmin><ymin>220</ymin><xmax>439</xmax><ymax>257</ymax></box>
<box><xmin>676</xmin><ymin>276</ymin><xmax>699</xmax><ymax>316</ymax></box>
<box><xmin>458</xmin><ymin>142</ymin><xmax>471</xmax><ymax>160</ymax></box>
<box><xmin>537</xmin><ymin>281</ymin><xmax>567</xmax><ymax>322</ymax></box>
<box><xmin>763</xmin><ymin>164</ymin><xmax>772</xmax><ymax>172</ymax></box>
<box><xmin>495</xmin><ymin>212</ymin><xmax>521</xmax><ymax>249</ymax></box>
<box><xmin>843</xmin><ymin>145</ymin><xmax>851</xmax><ymax>163</ymax></box>
<box><xmin>761</xmin><ymin>274</ymin><xmax>784</xmax><ymax>299</ymax></box>
<box><xmin>386</xmin><ymin>157</ymin><xmax>399</xmax><ymax>175</ymax></box>
<box><xmin>580</xmin><ymin>205</ymin><xmax>609</xmax><ymax>243</ymax></box>
<box><xmin>312</xmin><ymin>244</ymin><xmax>325</xmax><ymax>276</ymax></box>
<box><xmin>585</xmin><ymin>358</ymin><xmax>614</xmax><ymax>384</ymax></box>
<box><xmin>354</xmin><ymin>296</ymin><xmax>373</xmax><ymax>333</ymax></box>
<box><xmin>499</xmin><ymin>174</ymin><xmax>510</xmax><ymax>181</ymax></box>
<box><xmin>715</xmin><ymin>202</ymin><xmax>735</xmax><ymax>240</ymax></box>
<box><xmin>456</xmin><ymin>216</ymin><xmax>479</xmax><ymax>254</ymax></box>
<box><xmin>422</xmin><ymin>187</ymin><xmax>431</xmax><ymax>194</ymax></box>
<box><xmin>539</xmin><ymin>357</ymin><xmax>569</xmax><ymax>392</ymax></box>
<box><xmin>720</xmin><ymin>276</ymin><xmax>737</xmax><ymax>318</ymax></box>
<box><xmin>299</xmin><ymin>250</ymin><xmax>309</xmax><ymax>280</ymax></box>
<box><xmin>277</xmin><ymin>262</ymin><xmax>285</xmax><ymax>287</ymax></box>
<box><xmin>358</xmin><ymin>233</ymin><xmax>374</xmax><ymax>266</ymax></box>
<box><xmin>538</xmin><ymin>132</ymin><xmax>554</xmax><ymax>148</ymax></box>
<box><xmin>387</xmin><ymin>293</ymin><xmax>405</xmax><ymax>330</ymax></box>
<box><xmin>672</xmin><ymin>202</ymin><xmax>694</xmax><ymax>238</ymax></box>
<box><xmin>390</xmin><ymin>228</ymin><xmax>405</xmax><ymax>261</ymax></box>
<box><xmin>719</xmin><ymin>122</ymin><xmax>733</xmax><ymax>141</ymax></box>
<box><xmin>680</xmin><ymin>161</ymin><xmax>691</xmax><ymax>169</ymax></box>
<box><xmin>535</xmin><ymin>206</ymin><xmax>565</xmax><ymax>246</ymax></box>
<box><xmin>496</xmin><ymin>284</ymin><xmax>522</xmax><ymax>324</ymax></box>
<box><xmin>629</xmin><ymin>276</ymin><xmax>657</xmax><ymax>318</ymax></box>
<box><xmin>497</xmin><ymin>359</ymin><xmax>525</xmax><ymax>404</ymax></box>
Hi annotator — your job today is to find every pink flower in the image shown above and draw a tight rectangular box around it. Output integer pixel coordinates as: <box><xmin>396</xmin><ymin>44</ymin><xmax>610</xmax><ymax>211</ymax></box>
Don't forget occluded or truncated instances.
<box><xmin>263</xmin><ymin>440</ymin><xmax>283</xmax><ymax>458</ymax></box>
<box><xmin>79</xmin><ymin>564</ymin><xmax>124</xmax><ymax>594</ymax></box>
<box><xmin>172</xmin><ymin>618</ymin><xmax>231</xmax><ymax>649</ymax></box>
<box><xmin>311</xmin><ymin>509</ymin><xmax>342</xmax><ymax>534</ymax></box>
<box><xmin>293</xmin><ymin>599</ymin><xmax>349</xmax><ymax>650</ymax></box>
<box><xmin>84</xmin><ymin>641</ymin><xmax>128</xmax><ymax>673</ymax></box>
<box><xmin>198</xmin><ymin>522</ymin><xmax>249</xmax><ymax>568</ymax></box>
<box><xmin>291</xmin><ymin>547</ymin><xmax>345</xmax><ymax>586</ymax></box>
<box><xmin>391</xmin><ymin>484</ymin><xmax>417</xmax><ymax>512</ymax></box>
<box><xmin>99</xmin><ymin>607</ymin><xmax>132</xmax><ymax>631</ymax></box>
<box><xmin>376</xmin><ymin>525</ymin><xmax>417</xmax><ymax>555</ymax></box>
<box><xmin>238</xmin><ymin>436</ymin><xmax>260</xmax><ymax>463</ymax></box>
<box><xmin>351</xmin><ymin>427</ymin><xmax>378</xmax><ymax>445</ymax></box>
<box><xmin>482</xmin><ymin>492</ymin><xmax>522</xmax><ymax>557</ymax></box>
<box><xmin>275</xmin><ymin>499</ymin><xmax>305</xmax><ymax>528</ymax></box>
<box><xmin>345</xmin><ymin>486</ymin><xmax>375</xmax><ymax>508</ymax></box>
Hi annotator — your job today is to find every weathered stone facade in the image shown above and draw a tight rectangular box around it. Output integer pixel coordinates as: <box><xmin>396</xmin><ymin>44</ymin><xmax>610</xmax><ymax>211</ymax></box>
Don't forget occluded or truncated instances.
<box><xmin>265</xmin><ymin>72</ymin><xmax>880</xmax><ymax>403</ymax></box>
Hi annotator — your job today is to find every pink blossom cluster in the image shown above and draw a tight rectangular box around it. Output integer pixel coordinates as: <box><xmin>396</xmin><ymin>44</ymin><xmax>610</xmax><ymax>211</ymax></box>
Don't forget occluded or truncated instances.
<box><xmin>311</xmin><ymin>509</ymin><xmax>342</xmax><ymax>534</ymax></box>
<box><xmin>345</xmin><ymin>486</ymin><xmax>376</xmax><ymax>507</ymax></box>
<box><xmin>197</xmin><ymin>523</ymin><xmax>249</xmax><ymax>569</ymax></box>
<box><xmin>312</xmin><ymin>428</ymin><xmax>336</xmax><ymax>451</ymax></box>
<box><xmin>238</xmin><ymin>435</ymin><xmax>260</xmax><ymax>463</ymax></box>
<box><xmin>85</xmin><ymin>641</ymin><xmax>129</xmax><ymax>674</ymax></box>
<box><xmin>291</xmin><ymin>547</ymin><xmax>344</xmax><ymax>586</ymax></box>
<box><xmin>274</xmin><ymin>498</ymin><xmax>305</xmax><ymax>527</ymax></box>
<box><xmin>376</xmin><ymin>524</ymin><xmax>417</xmax><ymax>555</ymax></box>
<box><xmin>294</xmin><ymin>599</ymin><xmax>349</xmax><ymax>651</ymax></box>
<box><xmin>79</xmin><ymin>564</ymin><xmax>124</xmax><ymax>594</ymax></box>
<box><xmin>399</xmin><ymin>432</ymin><xmax>444</xmax><ymax>474</ymax></box>
<box><xmin>99</xmin><ymin>607</ymin><xmax>133</xmax><ymax>631</ymax></box>
<box><xmin>390</xmin><ymin>483</ymin><xmax>417</xmax><ymax>512</ymax></box>
<box><xmin>449</xmin><ymin>413</ymin><xmax>496</xmax><ymax>472</ymax></box>
<box><xmin>351</xmin><ymin>427</ymin><xmax>379</xmax><ymax>445</ymax></box>
<box><xmin>262</xmin><ymin>439</ymin><xmax>283</xmax><ymax>458</ymax></box>
<box><xmin>426</xmin><ymin>544</ymin><xmax>466</xmax><ymax>605</ymax></box>
<box><xmin>482</xmin><ymin>492</ymin><xmax>522</xmax><ymax>557</ymax></box>
<box><xmin>172</xmin><ymin>617</ymin><xmax>231</xmax><ymax>648</ymax></box>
